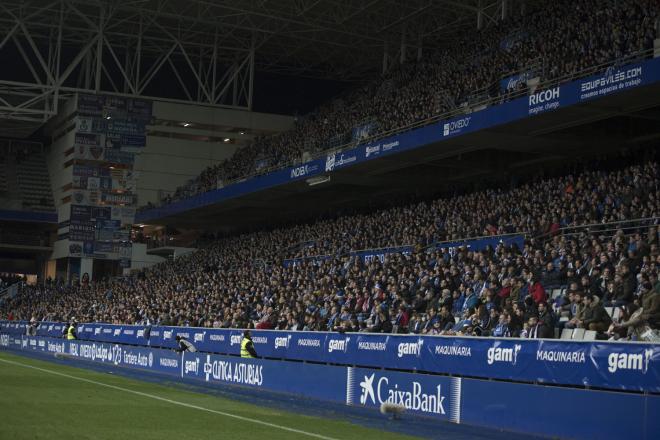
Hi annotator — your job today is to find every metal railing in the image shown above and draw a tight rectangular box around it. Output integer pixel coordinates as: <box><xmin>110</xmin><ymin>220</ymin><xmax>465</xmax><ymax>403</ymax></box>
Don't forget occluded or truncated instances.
<box><xmin>145</xmin><ymin>236</ymin><xmax>194</xmax><ymax>250</ymax></box>
<box><xmin>279</xmin><ymin>232</ymin><xmax>528</xmax><ymax>266</ymax></box>
<box><xmin>0</xmin><ymin>283</ymin><xmax>20</xmax><ymax>306</ymax></box>
<box><xmin>277</xmin><ymin>217</ymin><xmax>658</xmax><ymax>268</ymax></box>
<box><xmin>534</xmin><ymin>217</ymin><xmax>659</xmax><ymax>244</ymax></box>
<box><xmin>421</xmin><ymin>232</ymin><xmax>528</xmax><ymax>252</ymax></box>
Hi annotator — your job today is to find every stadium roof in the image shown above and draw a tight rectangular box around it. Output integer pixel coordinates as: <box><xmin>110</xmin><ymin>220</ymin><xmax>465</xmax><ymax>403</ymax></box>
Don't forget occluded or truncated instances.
<box><xmin>138</xmin><ymin>0</ymin><xmax>494</xmax><ymax>80</ymax></box>
<box><xmin>0</xmin><ymin>0</ymin><xmax>509</xmax><ymax>137</ymax></box>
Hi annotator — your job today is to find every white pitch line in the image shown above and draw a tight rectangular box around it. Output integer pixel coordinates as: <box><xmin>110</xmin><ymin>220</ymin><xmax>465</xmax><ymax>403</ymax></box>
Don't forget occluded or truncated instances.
<box><xmin>0</xmin><ymin>356</ymin><xmax>341</xmax><ymax>440</ymax></box>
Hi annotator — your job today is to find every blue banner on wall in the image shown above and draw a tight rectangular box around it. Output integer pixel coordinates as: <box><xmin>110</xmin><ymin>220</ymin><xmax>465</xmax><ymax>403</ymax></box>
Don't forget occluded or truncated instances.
<box><xmin>3</xmin><ymin>320</ymin><xmax>658</xmax><ymax>393</ymax></box>
<box><xmin>352</xmin><ymin>122</ymin><xmax>376</xmax><ymax>142</ymax></box>
<box><xmin>2</xmin><ymin>333</ymin><xmax>659</xmax><ymax>440</ymax></box>
<box><xmin>282</xmin><ymin>236</ymin><xmax>518</xmax><ymax>268</ymax></box>
<box><xmin>432</xmin><ymin>234</ymin><xmax>524</xmax><ymax>256</ymax></box>
<box><xmin>500</xmin><ymin>71</ymin><xmax>534</xmax><ymax>92</ymax></box>
<box><xmin>351</xmin><ymin>246</ymin><xmax>414</xmax><ymax>263</ymax></box>
<box><xmin>347</xmin><ymin>366</ymin><xmax>460</xmax><ymax>421</ymax></box>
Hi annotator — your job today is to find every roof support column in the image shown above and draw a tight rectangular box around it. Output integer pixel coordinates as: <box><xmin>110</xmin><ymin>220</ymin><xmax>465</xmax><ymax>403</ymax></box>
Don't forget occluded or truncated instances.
<box><xmin>477</xmin><ymin>2</ymin><xmax>484</xmax><ymax>29</ymax></box>
<box><xmin>95</xmin><ymin>6</ymin><xmax>104</xmax><ymax>93</ymax></box>
<box><xmin>247</xmin><ymin>33</ymin><xmax>255</xmax><ymax>111</ymax></box>
<box><xmin>400</xmin><ymin>26</ymin><xmax>406</xmax><ymax>64</ymax></box>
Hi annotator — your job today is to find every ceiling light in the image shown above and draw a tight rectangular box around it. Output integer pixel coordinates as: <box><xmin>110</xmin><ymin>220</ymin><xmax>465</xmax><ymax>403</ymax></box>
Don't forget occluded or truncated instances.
<box><xmin>183</xmin><ymin>123</ymin><xmax>191</xmax><ymax>127</ymax></box>
<box><xmin>105</xmin><ymin>116</ymin><xmax>112</xmax><ymax>120</ymax></box>
<box><xmin>239</xmin><ymin>131</ymin><xmax>245</xmax><ymax>135</ymax></box>
<box><xmin>223</xmin><ymin>138</ymin><xmax>231</xmax><ymax>142</ymax></box>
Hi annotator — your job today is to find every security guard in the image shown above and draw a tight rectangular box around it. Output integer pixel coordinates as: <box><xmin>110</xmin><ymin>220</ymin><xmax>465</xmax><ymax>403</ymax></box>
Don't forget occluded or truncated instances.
<box><xmin>66</xmin><ymin>319</ymin><xmax>78</xmax><ymax>340</ymax></box>
<box><xmin>240</xmin><ymin>330</ymin><xmax>258</xmax><ymax>358</ymax></box>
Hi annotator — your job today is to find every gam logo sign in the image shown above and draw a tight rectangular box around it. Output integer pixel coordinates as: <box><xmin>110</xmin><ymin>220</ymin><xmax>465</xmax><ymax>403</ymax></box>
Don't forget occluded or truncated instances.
<box><xmin>486</xmin><ymin>344</ymin><xmax>522</xmax><ymax>365</ymax></box>
<box><xmin>397</xmin><ymin>340</ymin><xmax>423</xmax><ymax>358</ymax></box>
<box><xmin>274</xmin><ymin>335</ymin><xmax>292</xmax><ymax>349</ymax></box>
<box><xmin>327</xmin><ymin>337</ymin><xmax>351</xmax><ymax>353</ymax></box>
<box><xmin>607</xmin><ymin>349</ymin><xmax>653</xmax><ymax>374</ymax></box>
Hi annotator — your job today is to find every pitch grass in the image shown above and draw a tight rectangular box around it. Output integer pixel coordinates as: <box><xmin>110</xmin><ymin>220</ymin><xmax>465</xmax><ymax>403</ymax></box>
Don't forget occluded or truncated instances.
<box><xmin>0</xmin><ymin>351</ymin><xmax>420</xmax><ymax>440</ymax></box>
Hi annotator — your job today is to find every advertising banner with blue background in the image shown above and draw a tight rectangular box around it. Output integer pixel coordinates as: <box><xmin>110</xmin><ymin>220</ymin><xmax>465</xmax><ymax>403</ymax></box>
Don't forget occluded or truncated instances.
<box><xmin>3</xmin><ymin>320</ymin><xmax>658</xmax><ymax>393</ymax></box>
<box><xmin>347</xmin><ymin>366</ymin><xmax>461</xmax><ymax>422</ymax></box>
<box><xmin>138</xmin><ymin>56</ymin><xmax>660</xmax><ymax>224</ymax></box>
<box><xmin>1</xmin><ymin>333</ymin><xmax>658</xmax><ymax>440</ymax></box>
<box><xmin>282</xmin><ymin>236</ymin><xmax>519</xmax><ymax>267</ymax></box>
<box><xmin>500</xmin><ymin>70</ymin><xmax>535</xmax><ymax>92</ymax></box>
<box><xmin>352</xmin><ymin>122</ymin><xmax>377</xmax><ymax>141</ymax></box>
<box><xmin>352</xmin><ymin>246</ymin><xmax>414</xmax><ymax>263</ymax></box>
<box><xmin>432</xmin><ymin>234</ymin><xmax>524</xmax><ymax>256</ymax></box>
<box><xmin>283</xmin><ymin>246</ymin><xmax>415</xmax><ymax>267</ymax></box>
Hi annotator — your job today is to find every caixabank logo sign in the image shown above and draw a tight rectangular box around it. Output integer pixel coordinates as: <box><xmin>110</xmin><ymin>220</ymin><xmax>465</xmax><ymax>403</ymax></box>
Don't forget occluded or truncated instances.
<box><xmin>346</xmin><ymin>367</ymin><xmax>462</xmax><ymax>423</ymax></box>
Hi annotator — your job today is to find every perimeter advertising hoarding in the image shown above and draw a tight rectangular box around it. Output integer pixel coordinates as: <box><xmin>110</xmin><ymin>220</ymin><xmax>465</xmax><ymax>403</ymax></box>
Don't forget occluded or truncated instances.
<box><xmin>2</xmin><ymin>334</ymin><xmax>658</xmax><ymax>440</ymax></box>
<box><xmin>2</xmin><ymin>321</ymin><xmax>657</xmax><ymax>393</ymax></box>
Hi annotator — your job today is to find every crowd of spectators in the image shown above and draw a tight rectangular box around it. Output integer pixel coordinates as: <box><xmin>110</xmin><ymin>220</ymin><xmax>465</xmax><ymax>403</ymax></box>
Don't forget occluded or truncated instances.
<box><xmin>154</xmin><ymin>0</ymin><xmax>660</xmax><ymax>205</ymax></box>
<box><xmin>2</xmin><ymin>157</ymin><xmax>659</xmax><ymax>341</ymax></box>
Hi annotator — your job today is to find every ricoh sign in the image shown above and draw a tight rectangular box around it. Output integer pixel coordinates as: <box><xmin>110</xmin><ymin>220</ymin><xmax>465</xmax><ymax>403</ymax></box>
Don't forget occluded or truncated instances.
<box><xmin>528</xmin><ymin>87</ymin><xmax>560</xmax><ymax>115</ymax></box>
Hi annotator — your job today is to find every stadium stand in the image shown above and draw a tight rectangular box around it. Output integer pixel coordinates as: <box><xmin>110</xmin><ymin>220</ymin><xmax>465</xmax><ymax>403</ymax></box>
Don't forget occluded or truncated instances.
<box><xmin>0</xmin><ymin>140</ymin><xmax>55</xmax><ymax>212</ymax></box>
<box><xmin>15</xmin><ymin>149</ymin><xmax>55</xmax><ymax>212</ymax></box>
<box><xmin>2</xmin><ymin>155</ymin><xmax>658</xmax><ymax>341</ymax></box>
<box><xmin>0</xmin><ymin>151</ymin><xmax>7</xmax><ymax>194</ymax></box>
<box><xmin>154</xmin><ymin>0</ymin><xmax>660</xmax><ymax>207</ymax></box>
<box><xmin>2</xmin><ymin>2</ymin><xmax>660</xmax><ymax>439</ymax></box>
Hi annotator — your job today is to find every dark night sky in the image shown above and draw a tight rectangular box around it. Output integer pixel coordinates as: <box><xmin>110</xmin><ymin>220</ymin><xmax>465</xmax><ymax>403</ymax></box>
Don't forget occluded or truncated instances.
<box><xmin>252</xmin><ymin>72</ymin><xmax>352</xmax><ymax>116</ymax></box>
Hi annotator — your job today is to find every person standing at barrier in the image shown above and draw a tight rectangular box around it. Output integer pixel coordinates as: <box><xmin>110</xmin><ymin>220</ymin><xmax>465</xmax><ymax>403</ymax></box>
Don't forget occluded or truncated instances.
<box><xmin>66</xmin><ymin>319</ymin><xmax>77</xmax><ymax>340</ymax></box>
<box><xmin>175</xmin><ymin>335</ymin><xmax>197</xmax><ymax>353</ymax></box>
<box><xmin>241</xmin><ymin>330</ymin><xmax>258</xmax><ymax>358</ymax></box>
<box><xmin>26</xmin><ymin>316</ymin><xmax>38</xmax><ymax>336</ymax></box>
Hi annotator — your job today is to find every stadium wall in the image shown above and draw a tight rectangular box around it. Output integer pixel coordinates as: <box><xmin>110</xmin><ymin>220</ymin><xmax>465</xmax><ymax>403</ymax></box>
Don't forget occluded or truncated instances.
<box><xmin>2</xmin><ymin>320</ymin><xmax>658</xmax><ymax>393</ymax></box>
<box><xmin>136</xmin><ymin>101</ymin><xmax>295</xmax><ymax>206</ymax></box>
<box><xmin>1</xmin><ymin>334</ymin><xmax>658</xmax><ymax>440</ymax></box>
<box><xmin>134</xmin><ymin>136</ymin><xmax>239</xmax><ymax>206</ymax></box>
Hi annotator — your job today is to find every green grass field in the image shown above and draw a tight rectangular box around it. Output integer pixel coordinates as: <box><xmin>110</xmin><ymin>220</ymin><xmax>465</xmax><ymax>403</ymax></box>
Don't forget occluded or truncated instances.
<box><xmin>0</xmin><ymin>351</ymin><xmax>420</xmax><ymax>440</ymax></box>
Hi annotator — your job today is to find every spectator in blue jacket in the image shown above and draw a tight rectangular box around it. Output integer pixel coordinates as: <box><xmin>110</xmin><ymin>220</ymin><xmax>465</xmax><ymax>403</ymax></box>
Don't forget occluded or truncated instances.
<box><xmin>492</xmin><ymin>312</ymin><xmax>509</xmax><ymax>337</ymax></box>
<box><xmin>462</xmin><ymin>288</ymin><xmax>478</xmax><ymax>314</ymax></box>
